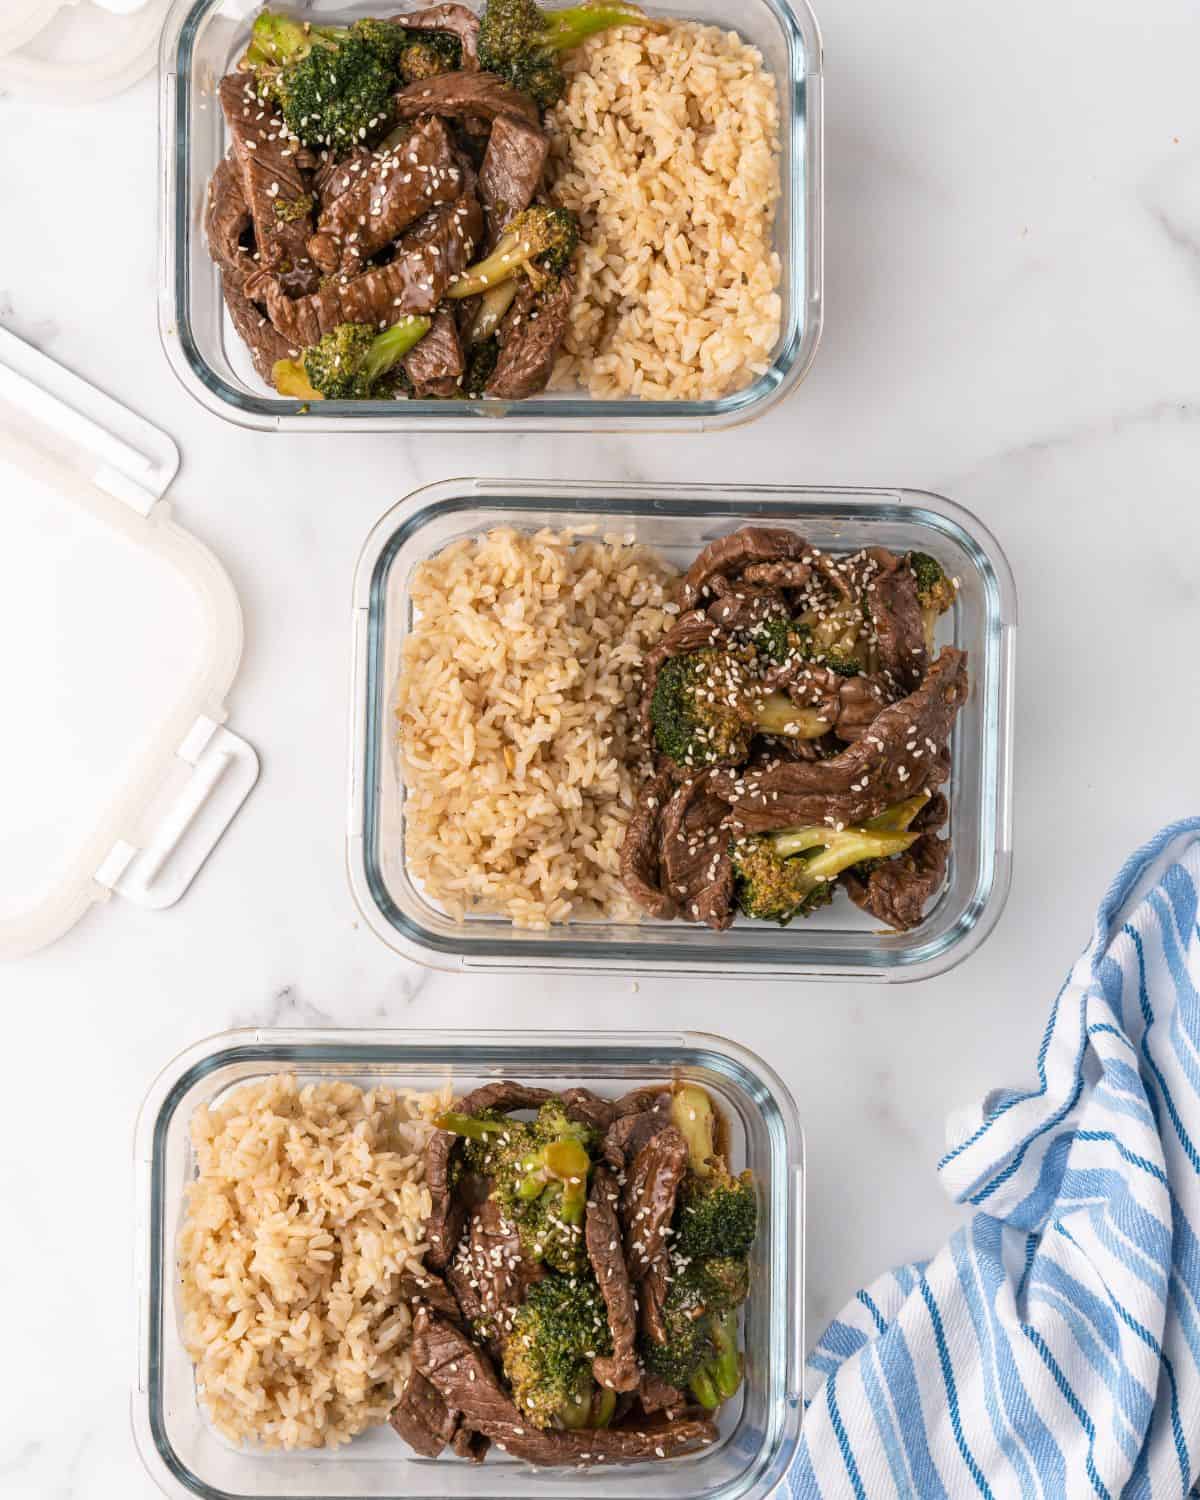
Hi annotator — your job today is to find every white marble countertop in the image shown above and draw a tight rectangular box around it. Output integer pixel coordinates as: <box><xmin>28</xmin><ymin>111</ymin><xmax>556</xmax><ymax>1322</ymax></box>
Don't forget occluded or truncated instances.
<box><xmin>4</xmin><ymin>0</ymin><xmax>1200</xmax><ymax>1492</ymax></box>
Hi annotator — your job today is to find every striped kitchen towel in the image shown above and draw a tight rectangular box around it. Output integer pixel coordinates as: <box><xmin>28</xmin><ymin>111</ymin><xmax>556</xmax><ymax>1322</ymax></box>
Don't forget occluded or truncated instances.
<box><xmin>791</xmin><ymin>819</ymin><xmax>1200</xmax><ymax>1498</ymax></box>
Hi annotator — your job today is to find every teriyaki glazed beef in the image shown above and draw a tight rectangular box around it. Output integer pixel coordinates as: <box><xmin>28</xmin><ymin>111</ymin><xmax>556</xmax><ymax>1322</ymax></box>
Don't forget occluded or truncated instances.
<box><xmin>620</xmin><ymin>527</ymin><xmax>967</xmax><ymax>932</ymax></box>
<box><xmin>390</xmin><ymin>1080</ymin><xmax>757</xmax><ymax>1467</ymax></box>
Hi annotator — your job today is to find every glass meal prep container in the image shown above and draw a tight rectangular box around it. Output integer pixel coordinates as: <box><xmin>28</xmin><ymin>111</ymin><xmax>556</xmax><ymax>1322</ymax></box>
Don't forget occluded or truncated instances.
<box><xmin>157</xmin><ymin>0</ymin><xmax>823</xmax><ymax>432</ymax></box>
<box><xmin>348</xmin><ymin>479</ymin><xmax>1016</xmax><ymax>979</ymax></box>
<box><xmin>134</xmin><ymin>1027</ymin><xmax>804</xmax><ymax>1500</ymax></box>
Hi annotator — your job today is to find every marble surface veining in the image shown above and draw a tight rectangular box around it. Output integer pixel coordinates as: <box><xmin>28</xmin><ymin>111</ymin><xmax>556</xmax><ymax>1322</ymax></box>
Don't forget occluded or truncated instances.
<box><xmin>3</xmin><ymin>0</ymin><xmax>1200</xmax><ymax>1493</ymax></box>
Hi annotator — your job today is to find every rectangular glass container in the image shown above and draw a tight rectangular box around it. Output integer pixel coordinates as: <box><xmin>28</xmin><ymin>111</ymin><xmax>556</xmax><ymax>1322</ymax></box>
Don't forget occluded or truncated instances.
<box><xmin>134</xmin><ymin>1027</ymin><xmax>804</xmax><ymax>1500</ymax></box>
<box><xmin>157</xmin><ymin>0</ymin><xmax>822</xmax><ymax>432</ymax></box>
<box><xmin>349</xmin><ymin>479</ymin><xmax>1016</xmax><ymax>978</ymax></box>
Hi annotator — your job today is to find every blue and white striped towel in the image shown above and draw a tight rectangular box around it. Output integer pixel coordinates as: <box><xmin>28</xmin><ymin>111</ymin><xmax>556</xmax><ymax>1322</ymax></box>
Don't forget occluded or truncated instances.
<box><xmin>790</xmin><ymin>819</ymin><xmax>1200</xmax><ymax>1498</ymax></box>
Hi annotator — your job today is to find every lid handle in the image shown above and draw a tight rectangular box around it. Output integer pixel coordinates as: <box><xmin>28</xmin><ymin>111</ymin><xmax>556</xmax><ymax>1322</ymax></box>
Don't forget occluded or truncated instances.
<box><xmin>95</xmin><ymin>718</ymin><xmax>259</xmax><ymax>910</ymax></box>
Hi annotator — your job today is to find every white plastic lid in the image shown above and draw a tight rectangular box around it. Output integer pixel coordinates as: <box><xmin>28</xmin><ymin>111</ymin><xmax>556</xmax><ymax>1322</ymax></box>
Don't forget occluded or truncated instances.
<box><xmin>0</xmin><ymin>0</ymin><xmax>171</xmax><ymax>102</ymax></box>
<box><xmin>0</xmin><ymin>327</ymin><xmax>258</xmax><ymax>959</ymax></box>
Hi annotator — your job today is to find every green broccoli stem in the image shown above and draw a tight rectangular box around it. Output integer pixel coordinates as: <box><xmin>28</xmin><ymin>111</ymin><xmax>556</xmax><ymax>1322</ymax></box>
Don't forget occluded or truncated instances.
<box><xmin>435</xmin><ymin>1110</ymin><xmax>508</xmax><ymax>1142</ymax></box>
<box><xmin>448</xmin><ymin>224</ymin><xmax>534</xmax><ymax>300</ymax></box>
<box><xmin>592</xmin><ymin>1387</ymin><xmax>617</xmax><ymax>1428</ymax></box>
<box><xmin>469</xmin><ymin>281</ymin><xmax>519</xmax><ymax>344</ymax></box>
<box><xmin>863</xmin><ymin>793</ymin><xmax>930</xmax><ymax>834</ymax></box>
<box><xmin>512</xmin><ymin>1138</ymin><xmax>590</xmax><ymax>1220</ymax></box>
<box><xmin>768</xmin><ymin>825</ymin><xmax>919</xmax><ymax>882</ymax></box>
<box><xmin>538</xmin><ymin>1</ymin><xmax>660</xmax><ymax>52</ymax></box>
<box><xmin>752</xmin><ymin>692</ymin><xmax>831</xmax><ymax>740</ymax></box>
<box><xmin>768</xmin><ymin>827</ymin><xmax>834</xmax><ymax>859</ymax></box>
<box><xmin>243</xmin><ymin>13</ymin><xmax>342</xmax><ymax>70</ymax></box>
<box><xmin>361</xmin><ymin>315</ymin><xmax>430</xmax><ymax>384</ymax></box>
<box><xmin>671</xmin><ymin>1086</ymin><xmax>717</xmax><ymax>1176</ymax></box>
<box><xmin>688</xmin><ymin>1309</ymin><xmax>742</xmax><ymax>1408</ymax></box>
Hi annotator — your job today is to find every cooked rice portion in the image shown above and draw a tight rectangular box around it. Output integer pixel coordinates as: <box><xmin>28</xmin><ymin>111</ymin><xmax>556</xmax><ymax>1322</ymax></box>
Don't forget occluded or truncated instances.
<box><xmin>178</xmin><ymin>1075</ymin><xmax>447</xmax><ymax>1450</ymax></box>
<box><xmin>394</xmin><ymin>527</ymin><xmax>679</xmax><ymax>927</ymax></box>
<box><xmin>547</xmin><ymin>22</ymin><xmax>782</xmax><ymax>401</ymax></box>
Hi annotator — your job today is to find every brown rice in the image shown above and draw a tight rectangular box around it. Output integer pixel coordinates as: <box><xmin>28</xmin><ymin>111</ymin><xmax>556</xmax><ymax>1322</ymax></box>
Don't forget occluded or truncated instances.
<box><xmin>394</xmin><ymin>527</ymin><xmax>679</xmax><ymax>927</ymax></box>
<box><xmin>547</xmin><ymin>21</ymin><xmax>783</xmax><ymax>401</ymax></box>
<box><xmin>178</xmin><ymin>1075</ymin><xmax>447</xmax><ymax>1450</ymax></box>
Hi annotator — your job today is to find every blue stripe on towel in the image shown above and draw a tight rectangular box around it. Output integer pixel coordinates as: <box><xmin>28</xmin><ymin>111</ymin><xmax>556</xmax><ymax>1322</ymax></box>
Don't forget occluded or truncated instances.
<box><xmin>793</xmin><ymin>821</ymin><xmax>1200</xmax><ymax>1497</ymax></box>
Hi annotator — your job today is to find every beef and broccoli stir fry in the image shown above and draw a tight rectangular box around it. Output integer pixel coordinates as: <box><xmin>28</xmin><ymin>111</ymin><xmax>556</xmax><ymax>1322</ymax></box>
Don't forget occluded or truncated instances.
<box><xmin>390</xmin><ymin>1079</ymin><xmax>757</xmax><ymax>1466</ymax></box>
<box><xmin>205</xmin><ymin>2</ymin><xmax>659</xmax><ymax>401</ymax></box>
<box><xmin>620</xmin><ymin>527</ymin><xmax>967</xmax><ymax>932</ymax></box>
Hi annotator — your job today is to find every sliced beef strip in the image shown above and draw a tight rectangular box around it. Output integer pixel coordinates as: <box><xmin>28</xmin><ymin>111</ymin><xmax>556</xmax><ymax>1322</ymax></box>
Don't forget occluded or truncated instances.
<box><xmin>312</xmin><ymin>144</ymin><xmax>374</xmax><ymax>209</ymax></box>
<box><xmin>402</xmin><ymin>306</ymin><xmax>464</xmax><ymax>397</ymax></box>
<box><xmin>558</xmin><ymin>1087</ymin><xmax>616</xmax><ymax>1133</ymax></box>
<box><xmin>454</xmin><ymin>1198</ymin><xmax>544</xmax><ymax>1347</ymax></box>
<box><xmin>720</xmin><ymin>647</ymin><xmax>969</xmax><ymax>835</ymax></box>
<box><xmin>586</xmin><ymin>1165</ymin><xmax>641</xmax><ymax>1393</ymax></box>
<box><xmin>445</xmin><ymin>1254</ymin><xmax>486</xmax><ymax>1329</ymax></box>
<box><xmin>827</xmin><ymin>671</ymin><xmax>893</xmax><ymax>742</ymax></box>
<box><xmin>862</xmin><ymin>546</ymin><xmax>927</xmax><ymax>693</ymax></box>
<box><xmin>613</xmin><ymin>1087</ymin><xmax>673</xmax><ymax>1121</ymax></box>
<box><xmin>205</xmin><ymin>157</ymin><xmax>252</xmax><ymax>285</ymax></box>
<box><xmin>843</xmin><ymin>832</ymin><xmax>950</xmax><ymax>932</ymax></box>
<box><xmin>390</xmin><ymin>1370</ymin><xmax>459</xmax><ymax>1458</ymax></box>
<box><xmin>257</xmin><ymin>193</ymin><xmax>483</xmax><ymax>344</ymax></box>
<box><xmin>217</xmin><ymin>74</ymin><xmax>318</xmax><ymax>296</ymax></box>
<box><xmin>639</xmin><ymin>1255</ymin><xmax>669</xmax><ymax>1346</ymax></box>
<box><xmin>769</xmin><ymin>663</ymin><xmax>893</xmax><ymax>745</ymax></box>
<box><xmin>456</xmin><ymin>1081</ymin><xmax>553</xmax><ymax>1115</ymax></box>
<box><xmin>704</xmin><ymin>581</ymin><xmax>791</xmax><ymax>638</ymax></box>
<box><xmin>680</xmin><ymin>528</ymin><xmax>812</xmax><ymax>609</ymax></box>
<box><xmin>451</xmin><ymin>1427</ymin><xmax>491</xmax><ymax>1462</ymax></box>
<box><xmin>308</xmin><ymin>116</ymin><xmax>463</xmax><ymax>275</ymax></box>
<box><xmin>913</xmin><ymin>791</ymin><xmax>949</xmax><ymax>833</ymax></box>
<box><xmin>221</xmin><ymin>281</ymin><xmax>296</xmax><ymax>384</ymax></box>
<box><xmin>393</xmin><ymin>70</ymin><xmax>541</xmax><ymax>128</ymax></box>
<box><xmin>740</xmin><ymin>558</ymin><xmax>813</xmax><ymax>590</ymax></box>
<box><xmin>398</xmin><ymin>1271</ymin><xmax>464</xmax><ymax>1324</ymax></box>
<box><xmin>621</xmin><ymin>1124</ymin><xmax>689</xmax><ymax>1280</ymax></box>
<box><xmin>639</xmin><ymin>1372</ymin><xmax>687</xmax><ymax>1416</ymax></box>
<box><xmin>619</xmin><ymin>771</ymin><xmax>677</xmax><ymax>922</ymax></box>
<box><xmin>657</xmin><ymin>773</ymin><xmax>736</xmax><ymax>931</ymax></box>
<box><xmin>414</xmin><ymin>1311</ymin><xmax>716</xmax><ymax>1466</ymax></box>
<box><xmin>391</xmin><ymin>3</ymin><xmax>481</xmax><ymax>67</ymax></box>
<box><xmin>485</xmin><ymin>273</ymin><xmax>574</xmax><ymax>400</ymax></box>
<box><xmin>423</xmin><ymin>1130</ymin><xmax>467</xmax><ymax>1272</ymax></box>
<box><xmin>479</xmin><ymin>113</ymin><xmax>549</xmax><ymax>243</ymax></box>
<box><xmin>602</xmin><ymin>1097</ymin><xmax>673</xmax><ymax>1173</ymax></box>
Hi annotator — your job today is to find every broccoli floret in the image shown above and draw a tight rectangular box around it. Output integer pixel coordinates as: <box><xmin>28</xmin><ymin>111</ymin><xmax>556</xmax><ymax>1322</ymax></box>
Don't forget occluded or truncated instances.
<box><xmin>462</xmin><ymin>335</ymin><xmax>501</xmax><ymax>396</ymax></box>
<box><xmin>650</xmin><ymin>649</ymin><xmax>831</xmax><ymax>771</ymax></box>
<box><xmin>731</xmin><ymin>814</ymin><xmax>922</xmax><ymax>925</ymax></box>
<box><xmin>643</xmin><ymin>1269</ymin><xmax>744</xmax><ymax>1408</ymax></box>
<box><xmin>503</xmin><ymin>1274</ymin><xmax>612</xmax><ymax>1429</ymax></box>
<box><xmin>695</xmin><ymin>1255</ymin><xmax>752</xmax><ymax>1311</ymax></box>
<box><xmin>435</xmin><ymin>1098</ymin><xmax>595</xmax><ymax>1273</ymax></box>
<box><xmin>447</xmin><ymin>205</ymin><xmax>579</xmax><ymax>301</ymax></box>
<box><xmin>908</xmin><ymin>551</ymin><xmax>956</xmax><ymax>651</ymax></box>
<box><xmin>739</xmin><ymin>608</ymin><xmax>808</xmax><ymax>667</ymax></box>
<box><xmin>821</xmin><ymin>650</ymin><xmax>863</xmax><ymax>678</ymax></box>
<box><xmin>643</xmin><ymin>1098</ymin><xmax>756</xmax><ymax>1410</ymax></box>
<box><xmin>675</xmin><ymin>1165</ymin><xmax>758</xmax><ymax>1262</ymax></box>
<box><xmin>478</xmin><ymin>0</ymin><xmax>662</xmax><ymax>109</ymax></box>
<box><xmin>909</xmin><ymin>552</ymin><xmax>955</xmax><ymax>613</ymax></box>
<box><xmin>397</xmin><ymin>30</ymin><xmax>461</xmax><ymax>81</ymax></box>
<box><xmin>272</xmin><ymin>316</ymin><xmax>430</xmax><ymax>401</ymax></box>
<box><xmin>241</xmin><ymin>13</ymin><xmax>400</xmax><ymax>150</ymax></box>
